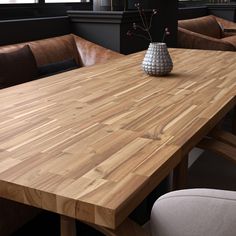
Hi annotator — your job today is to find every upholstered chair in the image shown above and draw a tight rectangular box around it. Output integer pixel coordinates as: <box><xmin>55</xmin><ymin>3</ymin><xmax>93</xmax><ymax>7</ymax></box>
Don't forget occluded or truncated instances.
<box><xmin>150</xmin><ymin>188</ymin><xmax>236</xmax><ymax>236</ymax></box>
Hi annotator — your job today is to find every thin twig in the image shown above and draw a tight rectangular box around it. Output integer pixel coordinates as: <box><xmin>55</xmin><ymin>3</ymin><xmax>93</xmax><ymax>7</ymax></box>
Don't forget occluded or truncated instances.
<box><xmin>143</xmin><ymin>12</ymin><xmax>153</xmax><ymax>42</ymax></box>
<box><xmin>137</xmin><ymin>7</ymin><xmax>152</xmax><ymax>42</ymax></box>
<box><xmin>137</xmin><ymin>8</ymin><xmax>147</xmax><ymax>32</ymax></box>
<box><xmin>148</xmin><ymin>10</ymin><xmax>157</xmax><ymax>30</ymax></box>
<box><xmin>162</xmin><ymin>31</ymin><xmax>166</xmax><ymax>43</ymax></box>
<box><xmin>127</xmin><ymin>3</ymin><xmax>160</xmax><ymax>43</ymax></box>
<box><xmin>135</xmin><ymin>24</ymin><xmax>147</xmax><ymax>32</ymax></box>
<box><xmin>143</xmin><ymin>11</ymin><xmax>149</xmax><ymax>29</ymax></box>
<box><xmin>162</xmin><ymin>28</ymin><xmax>170</xmax><ymax>42</ymax></box>
<box><xmin>148</xmin><ymin>13</ymin><xmax>154</xmax><ymax>30</ymax></box>
<box><xmin>132</xmin><ymin>32</ymin><xmax>151</xmax><ymax>42</ymax></box>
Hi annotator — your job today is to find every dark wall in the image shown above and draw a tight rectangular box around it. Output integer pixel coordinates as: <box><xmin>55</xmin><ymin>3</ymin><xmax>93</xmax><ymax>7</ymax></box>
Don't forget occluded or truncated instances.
<box><xmin>0</xmin><ymin>3</ymin><xmax>92</xmax><ymax>46</ymax></box>
<box><xmin>0</xmin><ymin>3</ymin><xmax>92</xmax><ymax>20</ymax></box>
<box><xmin>0</xmin><ymin>0</ymin><xmax>178</xmax><ymax>48</ymax></box>
<box><xmin>70</xmin><ymin>0</ymin><xmax>178</xmax><ymax>54</ymax></box>
<box><xmin>148</xmin><ymin>0</ymin><xmax>178</xmax><ymax>47</ymax></box>
<box><xmin>128</xmin><ymin>0</ymin><xmax>149</xmax><ymax>9</ymax></box>
<box><xmin>0</xmin><ymin>17</ymin><xmax>71</xmax><ymax>46</ymax></box>
<box><xmin>124</xmin><ymin>0</ymin><xmax>178</xmax><ymax>47</ymax></box>
<box><xmin>69</xmin><ymin>11</ymin><xmax>150</xmax><ymax>55</ymax></box>
<box><xmin>207</xmin><ymin>4</ymin><xmax>236</xmax><ymax>22</ymax></box>
<box><xmin>178</xmin><ymin>6</ymin><xmax>208</xmax><ymax>20</ymax></box>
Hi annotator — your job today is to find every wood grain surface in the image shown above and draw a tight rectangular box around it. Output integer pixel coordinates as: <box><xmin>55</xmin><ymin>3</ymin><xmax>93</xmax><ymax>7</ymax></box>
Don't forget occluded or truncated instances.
<box><xmin>0</xmin><ymin>49</ymin><xmax>235</xmax><ymax>229</ymax></box>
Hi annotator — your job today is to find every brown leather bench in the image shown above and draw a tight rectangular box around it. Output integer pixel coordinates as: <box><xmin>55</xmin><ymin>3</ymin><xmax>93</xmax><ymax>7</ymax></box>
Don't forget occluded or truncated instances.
<box><xmin>178</xmin><ymin>15</ymin><xmax>236</xmax><ymax>51</ymax></box>
<box><xmin>0</xmin><ymin>34</ymin><xmax>123</xmax><ymax>88</ymax></box>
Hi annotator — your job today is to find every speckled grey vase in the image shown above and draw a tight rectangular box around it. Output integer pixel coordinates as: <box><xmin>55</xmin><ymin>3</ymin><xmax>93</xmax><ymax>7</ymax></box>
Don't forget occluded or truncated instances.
<box><xmin>142</xmin><ymin>42</ymin><xmax>173</xmax><ymax>76</ymax></box>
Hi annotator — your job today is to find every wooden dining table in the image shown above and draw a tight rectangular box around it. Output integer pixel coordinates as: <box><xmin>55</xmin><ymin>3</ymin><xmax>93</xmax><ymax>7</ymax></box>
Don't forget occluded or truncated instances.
<box><xmin>0</xmin><ymin>48</ymin><xmax>236</xmax><ymax>236</ymax></box>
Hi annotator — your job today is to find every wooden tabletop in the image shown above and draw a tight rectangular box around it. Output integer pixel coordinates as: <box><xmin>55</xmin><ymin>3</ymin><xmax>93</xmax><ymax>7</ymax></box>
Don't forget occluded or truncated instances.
<box><xmin>0</xmin><ymin>49</ymin><xmax>236</xmax><ymax>230</ymax></box>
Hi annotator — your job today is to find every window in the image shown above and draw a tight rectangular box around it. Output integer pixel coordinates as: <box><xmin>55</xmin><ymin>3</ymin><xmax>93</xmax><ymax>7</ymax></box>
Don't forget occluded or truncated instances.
<box><xmin>0</xmin><ymin>0</ymin><xmax>37</xmax><ymax>3</ymax></box>
<box><xmin>179</xmin><ymin>0</ymin><xmax>212</xmax><ymax>7</ymax></box>
<box><xmin>0</xmin><ymin>0</ymin><xmax>91</xmax><ymax>20</ymax></box>
<box><xmin>0</xmin><ymin>0</ymin><xmax>89</xmax><ymax>3</ymax></box>
<box><xmin>45</xmin><ymin>0</ymin><xmax>89</xmax><ymax>2</ymax></box>
<box><xmin>179</xmin><ymin>0</ymin><xmax>231</xmax><ymax>5</ymax></box>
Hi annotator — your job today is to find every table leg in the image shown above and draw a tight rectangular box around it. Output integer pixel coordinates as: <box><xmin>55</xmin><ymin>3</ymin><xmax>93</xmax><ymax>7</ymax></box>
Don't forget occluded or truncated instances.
<box><xmin>88</xmin><ymin>218</ymin><xmax>150</xmax><ymax>236</ymax></box>
<box><xmin>60</xmin><ymin>216</ymin><xmax>149</xmax><ymax>236</ymax></box>
<box><xmin>233</xmin><ymin>106</ymin><xmax>236</xmax><ymax>135</ymax></box>
<box><xmin>172</xmin><ymin>154</ymin><xmax>189</xmax><ymax>190</ymax></box>
<box><xmin>60</xmin><ymin>215</ymin><xmax>77</xmax><ymax>236</ymax></box>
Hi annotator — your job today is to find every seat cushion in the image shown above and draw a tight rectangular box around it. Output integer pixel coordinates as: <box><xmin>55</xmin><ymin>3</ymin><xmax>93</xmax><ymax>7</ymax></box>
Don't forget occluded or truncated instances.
<box><xmin>38</xmin><ymin>58</ymin><xmax>79</xmax><ymax>77</ymax></box>
<box><xmin>28</xmin><ymin>34</ymin><xmax>80</xmax><ymax>67</ymax></box>
<box><xmin>0</xmin><ymin>45</ymin><xmax>38</xmax><ymax>88</ymax></box>
<box><xmin>178</xmin><ymin>15</ymin><xmax>223</xmax><ymax>39</ymax></box>
<box><xmin>221</xmin><ymin>35</ymin><xmax>236</xmax><ymax>48</ymax></box>
<box><xmin>151</xmin><ymin>189</ymin><xmax>236</xmax><ymax>236</ymax></box>
<box><xmin>0</xmin><ymin>34</ymin><xmax>80</xmax><ymax>68</ymax></box>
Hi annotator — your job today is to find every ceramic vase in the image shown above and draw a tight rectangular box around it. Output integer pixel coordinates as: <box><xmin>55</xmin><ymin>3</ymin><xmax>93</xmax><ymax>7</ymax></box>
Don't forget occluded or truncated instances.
<box><xmin>142</xmin><ymin>42</ymin><xmax>173</xmax><ymax>76</ymax></box>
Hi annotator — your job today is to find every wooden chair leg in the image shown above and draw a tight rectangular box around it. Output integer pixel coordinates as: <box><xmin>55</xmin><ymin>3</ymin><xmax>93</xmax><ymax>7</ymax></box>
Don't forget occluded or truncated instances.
<box><xmin>172</xmin><ymin>155</ymin><xmax>188</xmax><ymax>190</ymax></box>
<box><xmin>210</xmin><ymin>129</ymin><xmax>236</xmax><ymax>148</ymax></box>
<box><xmin>197</xmin><ymin>138</ymin><xmax>236</xmax><ymax>164</ymax></box>
<box><xmin>233</xmin><ymin>106</ymin><xmax>236</xmax><ymax>135</ymax></box>
<box><xmin>87</xmin><ymin>218</ymin><xmax>150</xmax><ymax>236</ymax></box>
<box><xmin>60</xmin><ymin>216</ymin><xmax>149</xmax><ymax>236</ymax></box>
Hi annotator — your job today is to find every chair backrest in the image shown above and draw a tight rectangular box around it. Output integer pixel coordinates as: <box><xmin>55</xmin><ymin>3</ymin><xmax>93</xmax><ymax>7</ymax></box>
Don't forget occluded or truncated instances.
<box><xmin>178</xmin><ymin>15</ymin><xmax>223</xmax><ymax>39</ymax></box>
<box><xmin>0</xmin><ymin>34</ymin><xmax>80</xmax><ymax>67</ymax></box>
<box><xmin>151</xmin><ymin>189</ymin><xmax>236</xmax><ymax>236</ymax></box>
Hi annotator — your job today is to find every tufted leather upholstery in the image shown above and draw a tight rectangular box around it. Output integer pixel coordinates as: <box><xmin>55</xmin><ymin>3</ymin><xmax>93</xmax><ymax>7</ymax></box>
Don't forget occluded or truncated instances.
<box><xmin>74</xmin><ymin>35</ymin><xmax>122</xmax><ymax>67</ymax></box>
<box><xmin>178</xmin><ymin>27</ymin><xmax>235</xmax><ymax>51</ymax></box>
<box><xmin>0</xmin><ymin>34</ymin><xmax>122</xmax><ymax>68</ymax></box>
<box><xmin>179</xmin><ymin>15</ymin><xmax>223</xmax><ymax>39</ymax></box>
<box><xmin>178</xmin><ymin>15</ymin><xmax>236</xmax><ymax>51</ymax></box>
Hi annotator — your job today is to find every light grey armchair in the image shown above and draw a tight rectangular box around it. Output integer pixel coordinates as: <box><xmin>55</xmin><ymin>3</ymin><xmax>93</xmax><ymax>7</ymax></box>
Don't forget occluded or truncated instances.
<box><xmin>150</xmin><ymin>189</ymin><xmax>236</xmax><ymax>236</ymax></box>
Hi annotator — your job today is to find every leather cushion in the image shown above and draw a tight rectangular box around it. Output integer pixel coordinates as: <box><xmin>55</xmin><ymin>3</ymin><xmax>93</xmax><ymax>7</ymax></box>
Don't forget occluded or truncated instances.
<box><xmin>0</xmin><ymin>45</ymin><xmax>38</xmax><ymax>88</ymax></box>
<box><xmin>221</xmin><ymin>35</ymin><xmax>236</xmax><ymax>48</ymax></box>
<box><xmin>73</xmin><ymin>35</ymin><xmax>123</xmax><ymax>67</ymax></box>
<box><xmin>178</xmin><ymin>15</ymin><xmax>222</xmax><ymax>39</ymax></box>
<box><xmin>177</xmin><ymin>27</ymin><xmax>236</xmax><ymax>51</ymax></box>
<box><xmin>38</xmin><ymin>58</ymin><xmax>79</xmax><ymax>77</ymax></box>
<box><xmin>28</xmin><ymin>35</ymin><xmax>80</xmax><ymax>67</ymax></box>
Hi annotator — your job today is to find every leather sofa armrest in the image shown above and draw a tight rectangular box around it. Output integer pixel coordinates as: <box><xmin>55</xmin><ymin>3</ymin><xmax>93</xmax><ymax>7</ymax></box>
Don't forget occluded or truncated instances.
<box><xmin>223</xmin><ymin>28</ymin><xmax>236</xmax><ymax>33</ymax></box>
<box><xmin>214</xmin><ymin>15</ymin><xmax>236</xmax><ymax>30</ymax></box>
<box><xmin>72</xmin><ymin>34</ymin><xmax>123</xmax><ymax>67</ymax></box>
<box><xmin>213</xmin><ymin>15</ymin><xmax>236</xmax><ymax>37</ymax></box>
<box><xmin>178</xmin><ymin>27</ymin><xmax>235</xmax><ymax>51</ymax></box>
<box><xmin>222</xmin><ymin>29</ymin><xmax>236</xmax><ymax>37</ymax></box>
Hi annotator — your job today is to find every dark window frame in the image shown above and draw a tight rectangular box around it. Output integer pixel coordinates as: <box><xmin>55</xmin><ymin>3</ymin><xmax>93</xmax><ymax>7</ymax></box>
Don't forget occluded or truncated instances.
<box><xmin>178</xmin><ymin>0</ymin><xmax>209</xmax><ymax>7</ymax></box>
<box><xmin>0</xmin><ymin>0</ymin><xmax>92</xmax><ymax>20</ymax></box>
<box><xmin>0</xmin><ymin>0</ymin><xmax>91</xmax><ymax>11</ymax></box>
<box><xmin>0</xmin><ymin>0</ymin><xmax>89</xmax><ymax>6</ymax></box>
